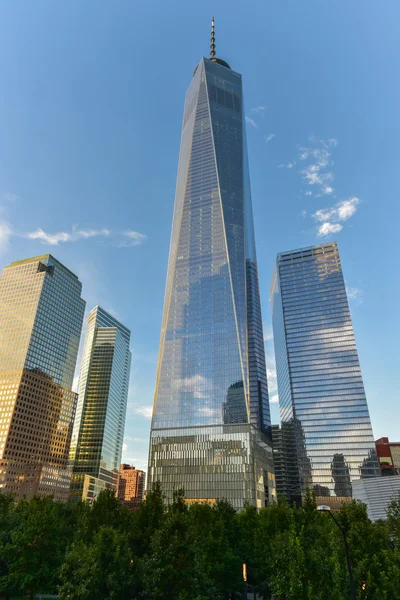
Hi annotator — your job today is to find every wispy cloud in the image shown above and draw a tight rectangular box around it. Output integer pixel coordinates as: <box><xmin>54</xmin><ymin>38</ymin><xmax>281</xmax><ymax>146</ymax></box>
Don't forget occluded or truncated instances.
<box><xmin>263</xmin><ymin>326</ymin><xmax>273</xmax><ymax>342</ymax></box>
<box><xmin>0</xmin><ymin>220</ymin><xmax>12</xmax><ymax>255</ymax></box>
<box><xmin>1</xmin><ymin>192</ymin><xmax>18</xmax><ymax>203</ymax></box>
<box><xmin>317</xmin><ymin>222</ymin><xmax>343</xmax><ymax>237</ymax></box>
<box><xmin>305</xmin><ymin>191</ymin><xmax>312</xmax><ymax>196</ymax></box>
<box><xmin>313</xmin><ymin>196</ymin><xmax>360</xmax><ymax>222</ymax></box>
<box><xmin>23</xmin><ymin>225</ymin><xmax>147</xmax><ymax>248</ymax></box>
<box><xmin>269</xmin><ymin>393</ymin><xmax>279</xmax><ymax>404</ymax></box>
<box><xmin>346</xmin><ymin>286</ymin><xmax>364</xmax><ymax>303</ymax></box>
<box><xmin>252</xmin><ymin>105</ymin><xmax>267</xmax><ymax>115</ymax></box>
<box><xmin>119</xmin><ymin>230</ymin><xmax>147</xmax><ymax>247</ymax></box>
<box><xmin>265</xmin><ymin>133</ymin><xmax>275</xmax><ymax>144</ymax></box>
<box><xmin>27</xmin><ymin>226</ymin><xmax>111</xmax><ymax>246</ymax></box>
<box><xmin>337</xmin><ymin>197</ymin><xmax>360</xmax><ymax>220</ymax></box>
<box><xmin>278</xmin><ymin>162</ymin><xmax>295</xmax><ymax>169</ymax></box>
<box><xmin>245</xmin><ymin>116</ymin><xmax>258</xmax><ymax>129</ymax></box>
<box><xmin>298</xmin><ymin>138</ymin><xmax>338</xmax><ymax>197</ymax></box>
<box><xmin>133</xmin><ymin>406</ymin><xmax>153</xmax><ymax>419</ymax></box>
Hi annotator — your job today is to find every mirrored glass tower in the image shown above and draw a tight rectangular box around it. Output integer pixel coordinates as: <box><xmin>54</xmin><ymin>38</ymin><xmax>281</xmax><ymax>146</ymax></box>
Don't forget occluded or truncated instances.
<box><xmin>69</xmin><ymin>306</ymin><xmax>131</xmax><ymax>502</ymax></box>
<box><xmin>0</xmin><ymin>254</ymin><xmax>85</xmax><ymax>500</ymax></box>
<box><xmin>271</xmin><ymin>242</ymin><xmax>380</xmax><ymax>506</ymax></box>
<box><xmin>148</xmin><ymin>21</ymin><xmax>275</xmax><ymax>509</ymax></box>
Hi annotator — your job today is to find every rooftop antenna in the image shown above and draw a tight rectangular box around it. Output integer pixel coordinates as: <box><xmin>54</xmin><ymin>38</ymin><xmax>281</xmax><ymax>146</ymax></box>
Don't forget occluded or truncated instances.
<box><xmin>210</xmin><ymin>16</ymin><xmax>216</xmax><ymax>61</ymax></box>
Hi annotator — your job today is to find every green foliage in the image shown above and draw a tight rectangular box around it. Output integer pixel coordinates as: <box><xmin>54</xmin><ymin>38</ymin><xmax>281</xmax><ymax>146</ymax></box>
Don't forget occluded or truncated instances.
<box><xmin>58</xmin><ymin>526</ymin><xmax>134</xmax><ymax>600</ymax></box>
<box><xmin>0</xmin><ymin>487</ymin><xmax>399</xmax><ymax>599</ymax></box>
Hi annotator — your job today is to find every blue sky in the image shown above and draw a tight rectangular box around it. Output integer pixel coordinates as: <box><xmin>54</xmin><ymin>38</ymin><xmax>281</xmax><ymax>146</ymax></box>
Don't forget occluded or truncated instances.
<box><xmin>0</xmin><ymin>1</ymin><xmax>399</xmax><ymax>472</ymax></box>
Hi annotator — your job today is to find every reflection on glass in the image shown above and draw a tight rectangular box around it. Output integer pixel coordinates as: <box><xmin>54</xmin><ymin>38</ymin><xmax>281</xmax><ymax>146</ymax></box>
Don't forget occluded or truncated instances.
<box><xmin>0</xmin><ymin>255</ymin><xmax>85</xmax><ymax>500</ymax></box>
<box><xmin>148</xmin><ymin>56</ymin><xmax>273</xmax><ymax>509</ymax></box>
<box><xmin>271</xmin><ymin>243</ymin><xmax>380</xmax><ymax>504</ymax></box>
<box><xmin>68</xmin><ymin>306</ymin><xmax>131</xmax><ymax>502</ymax></box>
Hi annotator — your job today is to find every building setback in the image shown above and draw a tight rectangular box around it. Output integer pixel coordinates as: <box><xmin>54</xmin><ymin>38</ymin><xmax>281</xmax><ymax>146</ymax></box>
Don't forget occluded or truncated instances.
<box><xmin>69</xmin><ymin>306</ymin><xmax>131</xmax><ymax>502</ymax></box>
<box><xmin>118</xmin><ymin>464</ymin><xmax>146</xmax><ymax>510</ymax></box>
<box><xmin>147</xmin><ymin>21</ymin><xmax>275</xmax><ymax>509</ymax></box>
<box><xmin>352</xmin><ymin>475</ymin><xmax>400</xmax><ymax>522</ymax></box>
<box><xmin>0</xmin><ymin>255</ymin><xmax>85</xmax><ymax>500</ymax></box>
<box><xmin>271</xmin><ymin>242</ymin><xmax>380</xmax><ymax>505</ymax></box>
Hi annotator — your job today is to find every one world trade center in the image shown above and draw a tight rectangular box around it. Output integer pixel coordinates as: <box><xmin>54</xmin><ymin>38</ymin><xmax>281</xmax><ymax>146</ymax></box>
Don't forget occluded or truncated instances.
<box><xmin>148</xmin><ymin>21</ymin><xmax>275</xmax><ymax>509</ymax></box>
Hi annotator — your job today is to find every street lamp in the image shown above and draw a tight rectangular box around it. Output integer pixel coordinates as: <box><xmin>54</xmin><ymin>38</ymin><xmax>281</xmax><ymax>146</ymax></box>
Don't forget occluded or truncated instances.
<box><xmin>317</xmin><ymin>505</ymin><xmax>356</xmax><ymax>600</ymax></box>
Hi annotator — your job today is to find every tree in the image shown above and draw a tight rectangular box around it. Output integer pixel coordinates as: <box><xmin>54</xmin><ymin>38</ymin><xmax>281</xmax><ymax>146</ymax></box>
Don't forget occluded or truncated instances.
<box><xmin>0</xmin><ymin>493</ymin><xmax>17</xmax><ymax>599</ymax></box>
<box><xmin>3</xmin><ymin>495</ymin><xmax>75</xmax><ymax>599</ymax></box>
<box><xmin>387</xmin><ymin>491</ymin><xmax>400</xmax><ymax>544</ymax></box>
<box><xmin>59</xmin><ymin>526</ymin><xmax>134</xmax><ymax>600</ymax></box>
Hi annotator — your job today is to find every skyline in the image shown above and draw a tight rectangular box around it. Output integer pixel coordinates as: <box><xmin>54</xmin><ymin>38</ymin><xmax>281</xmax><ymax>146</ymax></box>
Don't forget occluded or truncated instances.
<box><xmin>0</xmin><ymin>2</ymin><xmax>399</xmax><ymax>472</ymax></box>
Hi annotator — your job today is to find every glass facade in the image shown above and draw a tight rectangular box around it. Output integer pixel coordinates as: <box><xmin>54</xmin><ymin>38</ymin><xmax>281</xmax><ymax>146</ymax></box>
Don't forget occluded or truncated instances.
<box><xmin>0</xmin><ymin>254</ymin><xmax>85</xmax><ymax>500</ymax></box>
<box><xmin>271</xmin><ymin>242</ymin><xmax>380</xmax><ymax>504</ymax></box>
<box><xmin>69</xmin><ymin>306</ymin><xmax>131</xmax><ymax>501</ymax></box>
<box><xmin>148</xmin><ymin>55</ymin><xmax>274</xmax><ymax>510</ymax></box>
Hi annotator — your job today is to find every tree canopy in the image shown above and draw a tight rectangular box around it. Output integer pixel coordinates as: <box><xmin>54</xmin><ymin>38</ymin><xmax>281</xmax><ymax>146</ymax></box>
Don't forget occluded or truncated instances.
<box><xmin>0</xmin><ymin>487</ymin><xmax>399</xmax><ymax>599</ymax></box>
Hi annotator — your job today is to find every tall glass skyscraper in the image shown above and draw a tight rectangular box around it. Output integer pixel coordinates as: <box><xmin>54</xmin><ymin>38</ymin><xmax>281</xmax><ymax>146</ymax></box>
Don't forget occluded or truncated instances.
<box><xmin>271</xmin><ymin>242</ymin><xmax>380</xmax><ymax>505</ymax></box>
<box><xmin>0</xmin><ymin>254</ymin><xmax>85</xmax><ymax>500</ymax></box>
<box><xmin>148</xmin><ymin>22</ymin><xmax>275</xmax><ymax>509</ymax></box>
<box><xmin>69</xmin><ymin>306</ymin><xmax>131</xmax><ymax>502</ymax></box>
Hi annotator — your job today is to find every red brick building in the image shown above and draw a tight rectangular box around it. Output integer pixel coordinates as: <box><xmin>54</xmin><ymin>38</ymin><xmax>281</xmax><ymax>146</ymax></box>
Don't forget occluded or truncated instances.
<box><xmin>375</xmin><ymin>438</ymin><xmax>400</xmax><ymax>476</ymax></box>
<box><xmin>117</xmin><ymin>464</ymin><xmax>146</xmax><ymax>510</ymax></box>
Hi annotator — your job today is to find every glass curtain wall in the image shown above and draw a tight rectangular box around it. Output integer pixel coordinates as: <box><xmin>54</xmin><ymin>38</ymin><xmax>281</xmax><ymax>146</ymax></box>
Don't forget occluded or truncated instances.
<box><xmin>271</xmin><ymin>242</ymin><xmax>380</xmax><ymax>504</ymax></box>
<box><xmin>0</xmin><ymin>255</ymin><xmax>85</xmax><ymax>500</ymax></box>
<box><xmin>148</xmin><ymin>56</ymin><xmax>274</xmax><ymax>510</ymax></box>
<box><xmin>69</xmin><ymin>306</ymin><xmax>131</xmax><ymax>501</ymax></box>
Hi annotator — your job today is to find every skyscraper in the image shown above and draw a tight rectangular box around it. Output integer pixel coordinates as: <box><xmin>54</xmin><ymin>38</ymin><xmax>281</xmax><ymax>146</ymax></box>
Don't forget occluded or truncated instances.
<box><xmin>271</xmin><ymin>242</ymin><xmax>380</xmax><ymax>505</ymax></box>
<box><xmin>69</xmin><ymin>306</ymin><xmax>131</xmax><ymax>502</ymax></box>
<box><xmin>148</xmin><ymin>21</ymin><xmax>275</xmax><ymax>509</ymax></box>
<box><xmin>0</xmin><ymin>254</ymin><xmax>85</xmax><ymax>500</ymax></box>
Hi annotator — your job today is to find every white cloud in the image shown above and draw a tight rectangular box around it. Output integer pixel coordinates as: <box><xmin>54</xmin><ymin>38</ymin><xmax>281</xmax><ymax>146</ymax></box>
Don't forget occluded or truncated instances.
<box><xmin>0</xmin><ymin>221</ymin><xmax>12</xmax><ymax>254</ymax></box>
<box><xmin>312</xmin><ymin>197</ymin><xmax>359</xmax><ymax>230</ymax></box>
<box><xmin>252</xmin><ymin>105</ymin><xmax>267</xmax><ymax>115</ymax></box>
<box><xmin>312</xmin><ymin>206</ymin><xmax>337</xmax><ymax>222</ymax></box>
<box><xmin>317</xmin><ymin>222</ymin><xmax>343</xmax><ymax>237</ymax></box>
<box><xmin>27</xmin><ymin>226</ymin><xmax>111</xmax><ymax>246</ymax></box>
<box><xmin>269</xmin><ymin>393</ymin><xmax>279</xmax><ymax>404</ymax></box>
<box><xmin>263</xmin><ymin>326</ymin><xmax>273</xmax><ymax>342</ymax></box>
<box><xmin>133</xmin><ymin>406</ymin><xmax>153</xmax><ymax>419</ymax></box>
<box><xmin>278</xmin><ymin>162</ymin><xmax>295</xmax><ymax>169</ymax></box>
<box><xmin>120</xmin><ymin>230</ymin><xmax>147</xmax><ymax>247</ymax></box>
<box><xmin>245</xmin><ymin>116</ymin><xmax>258</xmax><ymax>129</ymax></box>
<box><xmin>123</xmin><ymin>443</ymin><xmax>128</xmax><ymax>452</ymax></box>
<box><xmin>346</xmin><ymin>286</ymin><xmax>364</xmax><ymax>303</ymax></box>
<box><xmin>322</xmin><ymin>186</ymin><xmax>334</xmax><ymax>195</ymax></box>
<box><xmin>265</xmin><ymin>133</ymin><xmax>275</xmax><ymax>143</ymax></box>
<box><xmin>302</xmin><ymin>164</ymin><xmax>333</xmax><ymax>186</ymax></box>
<box><xmin>299</xmin><ymin>148</ymin><xmax>310</xmax><ymax>160</ymax></box>
<box><xmin>301</xmin><ymin>209</ymin><xmax>307</xmax><ymax>218</ymax></box>
<box><xmin>337</xmin><ymin>197</ymin><xmax>359</xmax><ymax>221</ymax></box>
<box><xmin>305</xmin><ymin>191</ymin><xmax>312</xmax><ymax>196</ymax></box>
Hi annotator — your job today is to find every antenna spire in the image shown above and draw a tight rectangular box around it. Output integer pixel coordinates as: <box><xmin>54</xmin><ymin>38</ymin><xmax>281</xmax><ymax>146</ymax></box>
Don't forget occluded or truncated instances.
<box><xmin>210</xmin><ymin>16</ymin><xmax>216</xmax><ymax>60</ymax></box>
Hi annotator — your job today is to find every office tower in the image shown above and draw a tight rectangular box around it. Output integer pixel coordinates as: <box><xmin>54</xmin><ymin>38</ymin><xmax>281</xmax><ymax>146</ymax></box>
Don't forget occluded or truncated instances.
<box><xmin>118</xmin><ymin>464</ymin><xmax>146</xmax><ymax>510</ymax></box>
<box><xmin>148</xmin><ymin>20</ymin><xmax>275</xmax><ymax>510</ymax></box>
<box><xmin>375</xmin><ymin>437</ymin><xmax>400</xmax><ymax>476</ymax></box>
<box><xmin>271</xmin><ymin>242</ymin><xmax>380</xmax><ymax>505</ymax></box>
<box><xmin>69</xmin><ymin>306</ymin><xmax>131</xmax><ymax>502</ymax></box>
<box><xmin>0</xmin><ymin>254</ymin><xmax>85</xmax><ymax>500</ymax></box>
